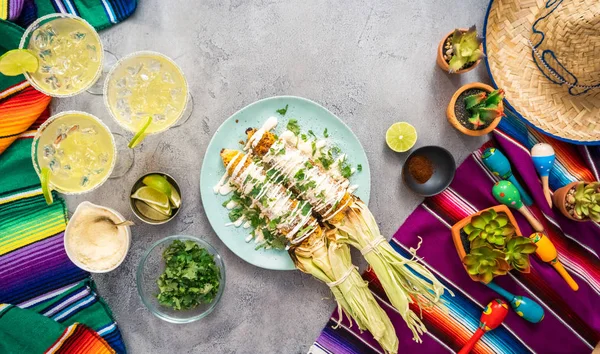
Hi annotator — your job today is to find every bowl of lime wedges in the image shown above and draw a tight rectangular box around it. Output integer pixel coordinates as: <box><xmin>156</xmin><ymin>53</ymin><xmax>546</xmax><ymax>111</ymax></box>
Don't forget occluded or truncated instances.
<box><xmin>130</xmin><ymin>172</ymin><xmax>182</xmax><ymax>225</ymax></box>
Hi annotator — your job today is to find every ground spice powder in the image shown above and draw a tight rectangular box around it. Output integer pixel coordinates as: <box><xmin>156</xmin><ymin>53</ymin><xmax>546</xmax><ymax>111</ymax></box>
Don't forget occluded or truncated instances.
<box><xmin>407</xmin><ymin>155</ymin><xmax>434</xmax><ymax>184</ymax></box>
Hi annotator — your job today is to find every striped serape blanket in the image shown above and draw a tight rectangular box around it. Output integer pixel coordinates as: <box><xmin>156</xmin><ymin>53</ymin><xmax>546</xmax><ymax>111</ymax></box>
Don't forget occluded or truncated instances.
<box><xmin>310</xmin><ymin>111</ymin><xmax>600</xmax><ymax>353</ymax></box>
<box><xmin>0</xmin><ymin>129</ymin><xmax>126</xmax><ymax>353</ymax></box>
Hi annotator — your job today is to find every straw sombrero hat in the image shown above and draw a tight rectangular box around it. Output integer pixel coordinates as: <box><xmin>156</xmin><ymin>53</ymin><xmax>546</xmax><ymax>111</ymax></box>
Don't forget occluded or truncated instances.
<box><xmin>485</xmin><ymin>0</ymin><xmax>600</xmax><ymax>144</ymax></box>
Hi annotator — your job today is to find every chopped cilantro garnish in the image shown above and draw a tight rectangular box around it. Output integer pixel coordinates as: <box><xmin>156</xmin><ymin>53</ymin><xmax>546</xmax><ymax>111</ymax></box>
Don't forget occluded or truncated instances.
<box><xmin>249</xmin><ymin>184</ymin><xmax>262</xmax><ymax>198</ymax></box>
<box><xmin>357</xmin><ymin>164</ymin><xmax>362</xmax><ymax>172</ymax></box>
<box><xmin>287</xmin><ymin>119</ymin><xmax>301</xmax><ymax>136</ymax></box>
<box><xmin>308</xmin><ymin>130</ymin><xmax>316</xmax><ymax>139</ymax></box>
<box><xmin>304</xmin><ymin>161</ymin><xmax>314</xmax><ymax>169</ymax></box>
<box><xmin>276</xmin><ymin>104</ymin><xmax>288</xmax><ymax>116</ymax></box>
<box><xmin>294</xmin><ymin>169</ymin><xmax>305</xmax><ymax>181</ymax></box>
<box><xmin>156</xmin><ymin>240</ymin><xmax>221</xmax><ymax>311</ymax></box>
<box><xmin>323</xmin><ymin>128</ymin><xmax>329</xmax><ymax>138</ymax></box>
<box><xmin>300</xmin><ymin>133</ymin><xmax>308</xmax><ymax>141</ymax></box>
<box><xmin>301</xmin><ymin>202</ymin><xmax>312</xmax><ymax>216</ymax></box>
<box><xmin>276</xmin><ymin>147</ymin><xmax>286</xmax><ymax>156</ymax></box>
<box><xmin>339</xmin><ymin>157</ymin><xmax>353</xmax><ymax>178</ymax></box>
<box><xmin>311</xmin><ymin>141</ymin><xmax>317</xmax><ymax>156</ymax></box>
<box><xmin>316</xmin><ymin>190</ymin><xmax>326</xmax><ymax>201</ymax></box>
<box><xmin>228</xmin><ymin>206</ymin><xmax>244</xmax><ymax>222</ymax></box>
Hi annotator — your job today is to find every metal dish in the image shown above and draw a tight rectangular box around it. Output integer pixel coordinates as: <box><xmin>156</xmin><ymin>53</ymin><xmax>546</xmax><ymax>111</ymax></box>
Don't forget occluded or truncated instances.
<box><xmin>402</xmin><ymin>146</ymin><xmax>456</xmax><ymax>197</ymax></box>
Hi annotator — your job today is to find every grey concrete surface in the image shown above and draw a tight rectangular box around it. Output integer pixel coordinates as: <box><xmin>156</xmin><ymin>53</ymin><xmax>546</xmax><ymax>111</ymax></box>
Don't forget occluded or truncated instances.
<box><xmin>56</xmin><ymin>0</ymin><xmax>490</xmax><ymax>352</ymax></box>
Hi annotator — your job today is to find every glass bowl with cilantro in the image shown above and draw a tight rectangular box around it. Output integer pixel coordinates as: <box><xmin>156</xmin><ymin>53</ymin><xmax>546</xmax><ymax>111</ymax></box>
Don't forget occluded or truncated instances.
<box><xmin>136</xmin><ymin>235</ymin><xmax>225</xmax><ymax>323</ymax></box>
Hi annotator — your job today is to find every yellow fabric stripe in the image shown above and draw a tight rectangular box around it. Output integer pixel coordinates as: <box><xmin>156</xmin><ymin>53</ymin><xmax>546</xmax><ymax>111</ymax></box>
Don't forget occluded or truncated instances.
<box><xmin>0</xmin><ymin>0</ymin><xmax>7</xmax><ymax>20</ymax></box>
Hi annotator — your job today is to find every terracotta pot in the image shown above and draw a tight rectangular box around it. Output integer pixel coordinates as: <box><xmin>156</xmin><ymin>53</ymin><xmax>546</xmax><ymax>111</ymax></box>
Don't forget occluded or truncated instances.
<box><xmin>450</xmin><ymin>205</ymin><xmax>526</xmax><ymax>282</ymax></box>
<box><xmin>553</xmin><ymin>181</ymin><xmax>586</xmax><ymax>222</ymax></box>
<box><xmin>446</xmin><ymin>82</ymin><xmax>503</xmax><ymax>137</ymax></box>
<box><xmin>436</xmin><ymin>29</ymin><xmax>483</xmax><ymax>74</ymax></box>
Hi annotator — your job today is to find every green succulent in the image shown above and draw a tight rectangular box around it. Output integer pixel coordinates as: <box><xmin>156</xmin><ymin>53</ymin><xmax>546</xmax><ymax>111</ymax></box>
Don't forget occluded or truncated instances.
<box><xmin>463</xmin><ymin>89</ymin><xmax>505</xmax><ymax>127</ymax></box>
<box><xmin>505</xmin><ymin>237</ymin><xmax>537</xmax><ymax>272</ymax></box>
<box><xmin>463</xmin><ymin>209</ymin><xmax>515</xmax><ymax>249</ymax></box>
<box><xmin>571</xmin><ymin>182</ymin><xmax>600</xmax><ymax>222</ymax></box>
<box><xmin>463</xmin><ymin>245</ymin><xmax>510</xmax><ymax>284</ymax></box>
<box><xmin>448</xmin><ymin>25</ymin><xmax>483</xmax><ymax>73</ymax></box>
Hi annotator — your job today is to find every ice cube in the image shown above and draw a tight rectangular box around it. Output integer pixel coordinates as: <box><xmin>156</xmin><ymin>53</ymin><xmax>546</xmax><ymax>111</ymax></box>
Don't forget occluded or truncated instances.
<box><xmin>71</xmin><ymin>31</ymin><xmax>86</xmax><ymax>42</ymax></box>
<box><xmin>86</xmin><ymin>44</ymin><xmax>98</xmax><ymax>62</ymax></box>
<box><xmin>43</xmin><ymin>145</ymin><xmax>55</xmax><ymax>159</ymax></box>
<box><xmin>116</xmin><ymin>98</ymin><xmax>129</xmax><ymax>112</ymax></box>
<box><xmin>98</xmin><ymin>153</ymin><xmax>109</xmax><ymax>165</ymax></box>
<box><xmin>153</xmin><ymin>114</ymin><xmax>166</xmax><ymax>122</ymax></box>
<box><xmin>140</xmin><ymin>73</ymin><xmax>149</xmax><ymax>81</ymax></box>
<box><xmin>115</xmin><ymin>77</ymin><xmax>127</xmax><ymax>88</ymax></box>
<box><xmin>161</xmin><ymin>72</ymin><xmax>175</xmax><ymax>84</ymax></box>
<box><xmin>80</xmin><ymin>175</ymin><xmax>89</xmax><ymax>187</ymax></box>
<box><xmin>126</xmin><ymin>63</ymin><xmax>143</xmax><ymax>77</ymax></box>
<box><xmin>93</xmin><ymin>168</ymin><xmax>105</xmax><ymax>175</ymax></box>
<box><xmin>81</xmin><ymin>127</ymin><xmax>98</xmax><ymax>135</ymax></box>
<box><xmin>39</xmin><ymin>49</ymin><xmax>52</xmax><ymax>62</ymax></box>
<box><xmin>148</xmin><ymin>60</ymin><xmax>161</xmax><ymax>72</ymax></box>
<box><xmin>163</xmin><ymin>104</ymin><xmax>177</xmax><ymax>116</ymax></box>
<box><xmin>44</xmin><ymin>75</ymin><xmax>60</xmax><ymax>90</ymax></box>
<box><xmin>40</xmin><ymin>65</ymin><xmax>53</xmax><ymax>74</ymax></box>
<box><xmin>49</xmin><ymin>158</ymin><xmax>60</xmax><ymax>172</ymax></box>
<box><xmin>117</xmin><ymin>89</ymin><xmax>132</xmax><ymax>98</ymax></box>
<box><xmin>56</xmin><ymin>148</ymin><xmax>65</xmax><ymax>157</ymax></box>
<box><xmin>63</xmin><ymin>164</ymin><xmax>71</xmax><ymax>171</ymax></box>
<box><xmin>170</xmin><ymin>87</ymin><xmax>182</xmax><ymax>100</ymax></box>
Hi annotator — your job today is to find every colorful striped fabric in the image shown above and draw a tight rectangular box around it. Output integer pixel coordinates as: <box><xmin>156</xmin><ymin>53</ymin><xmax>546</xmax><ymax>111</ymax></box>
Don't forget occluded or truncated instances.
<box><xmin>310</xmin><ymin>111</ymin><xmax>600</xmax><ymax>354</ymax></box>
<box><xmin>35</xmin><ymin>0</ymin><xmax>137</xmax><ymax>30</ymax></box>
<box><xmin>0</xmin><ymin>130</ymin><xmax>126</xmax><ymax>353</ymax></box>
<box><xmin>0</xmin><ymin>0</ymin><xmax>23</xmax><ymax>20</ymax></box>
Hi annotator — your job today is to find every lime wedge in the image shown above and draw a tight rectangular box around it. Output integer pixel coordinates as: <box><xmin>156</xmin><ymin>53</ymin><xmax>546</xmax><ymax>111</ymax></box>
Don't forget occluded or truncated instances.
<box><xmin>145</xmin><ymin>201</ymin><xmax>172</xmax><ymax>216</ymax></box>
<box><xmin>134</xmin><ymin>200</ymin><xmax>170</xmax><ymax>221</ymax></box>
<box><xmin>143</xmin><ymin>174</ymin><xmax>172</xmax><ymax>197</ymax></box>
<box><xmin>386</xmin><ymin>122</ymin><xmax>417</xmax><ymax>152</ymax></box>
<box><xmin>131</xmin><ymin>186</ymin><xmax>169</xmax><ymax>209</ymax></box>
<box><xmin>0</xmin><ymin>49</ymin><xmax>39</xmax><ymax>76</ymax></box>
<box><xmin>40</xmin><ymin>167</ymin><xmax>53</xmax><ymax>205</ymax></box>
<box><xmin>128</xmin><ymin>116</ymin><xmax>153</xmax><ymax>148</ymax></box>
<box><xmin>168</xmin><ymin>184</ymin><xmax>181</xmax><ymax>208</ymax></box>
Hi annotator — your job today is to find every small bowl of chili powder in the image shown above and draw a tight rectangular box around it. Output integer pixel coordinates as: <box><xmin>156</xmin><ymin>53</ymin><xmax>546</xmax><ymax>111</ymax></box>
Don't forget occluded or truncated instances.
<box><xmin>402</xmin><ymin>146</ymin><xmax>456</xmax><ymax>197</ymax></box>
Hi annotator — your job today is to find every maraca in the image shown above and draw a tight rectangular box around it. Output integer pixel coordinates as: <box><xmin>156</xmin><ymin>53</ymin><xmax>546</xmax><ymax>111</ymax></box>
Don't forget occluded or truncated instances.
<box><xmin>492</xmin><ymin>181</ymin><xmax>544</xmax><ymax>232</ymax></box>
<box><xmin>458</xmin><ymin>299</ymin><xmax>509</xmax><ymax>354</ymax></box>
<box><xmin>485</xmin><ymin>281</ymin><xmax>544</xmax><ymax>323</ymax></box>
<box><xmin>482</xmin><ymin>147</ymin><xmax>533</xmax><ymax>206</ymax></box>
<box><xmin>531</xmin><ymin>143</ymin><xmax>556</xmax><ymax>208</ymax></box>
<box><xmin>530</xmin><ymin>232</ymin><xmax>578</xmax><ymax>291</ymax></box>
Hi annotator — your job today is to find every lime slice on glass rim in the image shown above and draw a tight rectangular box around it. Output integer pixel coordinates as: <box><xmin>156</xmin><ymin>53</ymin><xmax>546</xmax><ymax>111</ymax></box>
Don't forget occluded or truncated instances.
<box><xmin>128</xmin><ymin>116</ymin><xmax>153</xmax><ymax>148</ymax></box>
<box><xmin>40</xmin><ymin>167</ymin><xmax>53</xmax><ymax>205</ymax></box>
<box><xmin>0</xmin><ymin>49</ymin><xmax>39</xmax><ymax>76</ymax></box>
<box><xmin>386</xmin><ymin>122</ymin><xmax>417</xmax><ymax>152</ymax></box>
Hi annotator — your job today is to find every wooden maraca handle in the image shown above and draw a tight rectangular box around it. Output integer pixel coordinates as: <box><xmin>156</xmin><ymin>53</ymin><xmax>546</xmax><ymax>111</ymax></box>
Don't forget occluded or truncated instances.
<box><xmin>518</xmin><ymin>207</ymin><xmax>544</xmax><ymax>232</ymax></box>
<box><xmin>541</xmin><ymin>176</ymin><xmax>552</xmax><ymax>208</ymax></box>
<box><xmin>552</xmin><ymin>260</ymin><xmax>579</xmax><ymax>291</ymax></box>
<box><xmin>458</xmin><ymin>328</ymin><xmax>485</xmax><ymax>354</ymax></box>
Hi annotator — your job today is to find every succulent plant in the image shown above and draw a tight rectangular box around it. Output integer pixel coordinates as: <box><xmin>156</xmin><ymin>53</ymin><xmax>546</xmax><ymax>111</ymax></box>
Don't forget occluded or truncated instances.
<box><xmin>463</xmin><ymin>89</ymin><xmax>505</xmax><ymax>128</ymax></box>
<box><xmin>463</xmin><ymin>209</ymin><xmax>515</xmax><ymax>249</ymax></box>
<box><xmin>448</xmin><ymin>26</ymin><xmax>483</xmax><ymax>73</ymax></box>
<box><xmin>504</xmin><ymin>237</ymin><xmax>537</xmax><ymax>272</ymax></box>
<box><xmin>463</xmin><ymin>245</ymin><xmax>510</xmax><ymax>284</ymax></box>
<box><xmin>568</xmin><ymin>182</ymin><xmax>600</xmax><ymax>222</ymax></box>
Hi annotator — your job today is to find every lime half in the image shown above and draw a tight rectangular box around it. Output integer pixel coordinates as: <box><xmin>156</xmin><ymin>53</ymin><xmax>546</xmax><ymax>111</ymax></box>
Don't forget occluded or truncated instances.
<box><xmin>0</xmin><ymin>49</ymin><xmax>39</xmax><ymax>76</ymax></box>
<box><xmin>40</xmin><ymin>167</ymin><xmax>53</xmax><ymax>205</ymax></box>
<box><xmin>131</xmin><ymin>186</ymin><xmax>169</xmax><ymax>209</ymax></box>
<box><xmin>386</xmin><ymin>122</ymin><xmax>417</xmax><ymax>152</ymax></box>
<box><xmin>128</xmin><ymin>116</ymin><xmax>153</xmax><ymax>148</ymax></box>
<box><xmin>143</xmin><ymin>174</ymin><xmax>172</xmax><ymax>197</ymax></box>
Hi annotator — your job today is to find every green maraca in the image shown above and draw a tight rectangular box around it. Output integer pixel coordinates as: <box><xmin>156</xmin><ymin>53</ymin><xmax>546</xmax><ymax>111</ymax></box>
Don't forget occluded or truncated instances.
<box><xmin>492</xmin><ymin>181</ymin><xmax>544</xmax><ymax>232</ymax></box>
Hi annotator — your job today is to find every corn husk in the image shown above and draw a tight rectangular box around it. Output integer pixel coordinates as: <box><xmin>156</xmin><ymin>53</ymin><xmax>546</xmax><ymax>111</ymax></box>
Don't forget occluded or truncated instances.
<box><xmin>334</xmin><ymin>198</ymin><xmax>451</xmax><ymax>343</ymax></box>
<box><xmin>290</xmin><ymin>230</ymin><xmax>399</xmax><ymax>354</ymax></box>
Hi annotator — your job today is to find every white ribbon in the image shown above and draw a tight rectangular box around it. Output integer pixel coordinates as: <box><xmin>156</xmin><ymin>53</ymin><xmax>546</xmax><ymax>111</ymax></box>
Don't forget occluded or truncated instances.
<box><xmin>360</xmin><ymin>236</ymin><xmax>386</xmax><ymax>255</ymax></box>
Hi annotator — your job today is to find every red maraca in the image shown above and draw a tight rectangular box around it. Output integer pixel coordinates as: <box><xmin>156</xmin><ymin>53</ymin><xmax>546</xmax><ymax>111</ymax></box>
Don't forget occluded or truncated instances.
<box><xmin>458</xmin><ymin>299</ymin><xmax>509</xmax><ymax>354</ymax></box>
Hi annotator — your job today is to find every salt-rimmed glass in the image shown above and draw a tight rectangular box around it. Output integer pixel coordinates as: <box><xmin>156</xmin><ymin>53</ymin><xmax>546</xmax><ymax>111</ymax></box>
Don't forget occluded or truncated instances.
<box><xmin>32</xmin><ymin>111</ymin><xmax>117</xmax><ymax>195</ymax></box>
<box><xmin>19</xmin><ymin>13</ymin><xmax>104</xmax><ymax>98</ymax></box>
<box><xmin>103</xmin><ymin>50</ymin><xmax>194</xmax><ymax>135</ymax></box>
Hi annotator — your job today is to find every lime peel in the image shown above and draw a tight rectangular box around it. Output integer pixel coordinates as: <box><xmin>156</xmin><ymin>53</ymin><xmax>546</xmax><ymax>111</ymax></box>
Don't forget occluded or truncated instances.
<box><xmin>128</xmin><ymin>116</ymin><xmax>153</xmax><ymax>148</ymax></box>
<box><xmin>143</xmin><ymin>174</ymin><xmax>172</xmax><ymax>197</ymax></box>
<box><xmin>0</xmin><ymin>49</ymin><xmax>39</xmax><ymax>76</ymax></box>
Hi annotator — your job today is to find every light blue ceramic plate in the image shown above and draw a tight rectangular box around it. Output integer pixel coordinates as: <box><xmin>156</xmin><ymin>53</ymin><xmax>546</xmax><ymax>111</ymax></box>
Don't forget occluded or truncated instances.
<box><xmin>200</xmin><ymin>96</ymin><xmax>371</xmax><ymax>270</ymax></box>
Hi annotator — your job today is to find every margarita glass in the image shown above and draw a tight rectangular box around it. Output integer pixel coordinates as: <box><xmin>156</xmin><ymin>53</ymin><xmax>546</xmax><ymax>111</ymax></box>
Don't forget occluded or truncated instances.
<box><xmin>32</xmin><ymin>111</ymin><xmax>116</xmax><ymax>196</ymax></box>
<box><xmin>104</xmin><ymin>51</ymin><xmax>193</xmax><ymax>140</ymax></box>
<box><xmin>19</xmin><ymin>13</ymin><xmax>103</xmax><ymax>97</ymax></box>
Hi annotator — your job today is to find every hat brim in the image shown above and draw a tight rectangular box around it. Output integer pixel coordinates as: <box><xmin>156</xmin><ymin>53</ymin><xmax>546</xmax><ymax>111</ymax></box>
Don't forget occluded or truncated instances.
<box><xmin>483</xmin><ymin>0</ymin><xmax>600</xmax><ymax>145</ymax></box>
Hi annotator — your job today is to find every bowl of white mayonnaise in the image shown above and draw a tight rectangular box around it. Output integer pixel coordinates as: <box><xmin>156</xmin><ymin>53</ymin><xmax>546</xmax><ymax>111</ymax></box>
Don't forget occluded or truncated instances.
<box><xmin>65</xmin><ymin>201</ymin><xmax>132</xmax><ymax>273</ymax></box>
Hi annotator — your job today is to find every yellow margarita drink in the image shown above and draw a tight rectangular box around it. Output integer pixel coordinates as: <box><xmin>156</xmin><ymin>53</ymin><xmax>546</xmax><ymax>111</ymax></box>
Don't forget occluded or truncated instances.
<box><xmin>20</xmin><ymin>14</ymin><xmax>103</xmax><ymax>97</ymax></box>
<box><xmin>33</xmin><ymin>111</ymin><xmax>116</xmax><ymax>194</ymax></box>
<box><xmin>104</xmin><ymin>51</ymin><xmax>188</xmax><ymax>134</ymax></box>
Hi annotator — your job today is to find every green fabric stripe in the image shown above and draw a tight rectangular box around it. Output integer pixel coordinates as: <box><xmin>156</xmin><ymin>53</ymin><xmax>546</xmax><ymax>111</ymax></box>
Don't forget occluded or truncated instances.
<box><xmin>0</xmin><ymin>20</ymin><xmax>26</xmax><ymax>94</ymax></box>
<box><xmin>35</xmin><ymin>0</ymin><xmax>112</xmax><ymax>30</ymax></box>
<box><xmin>0</xmin><ymin>305</ymin><xmax>67</xmax><ymax>353</ymax></box>
<box><xmin>0</xmin><ymin>139</ymin><xmax>39</xmax><ymax>198</ymax></box>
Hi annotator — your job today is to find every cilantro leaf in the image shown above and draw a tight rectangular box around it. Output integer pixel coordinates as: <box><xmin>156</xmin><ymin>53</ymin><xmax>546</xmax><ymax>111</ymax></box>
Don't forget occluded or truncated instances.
<box><xmin>287</xmin><ymin>119</ymin><xmax>301</xmax><ymax>136</ymax></box>
<box><xmin>357</xmin><ymin>164</ymin><xmax>362</xmax><ymax>172</ymax></box>
<box><xmin>308</xmin><ymin>130</ymin><xmax>316</xmax><ymax>139</ymax></box>
<box><xmin>276</xmin><ymin>104</ymin><xmax>288</xmax><ymax>116</ymax></box>
<box><xmin>323</xmin><ymin>128</ymin><xmax>329</xmax><ymax>138</ymax></box>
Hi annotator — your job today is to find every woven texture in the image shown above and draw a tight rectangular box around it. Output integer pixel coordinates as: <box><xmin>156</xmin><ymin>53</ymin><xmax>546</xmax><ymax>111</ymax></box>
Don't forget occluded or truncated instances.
<box><xmin>485</xmin><ymin>0</ymin><xmax>600</xmax><ymax>143</ymax></box>
<box><xmin>310</xmin><ymin>111</ymin><xmax>600</xmax><ymax>354</ymax></box>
